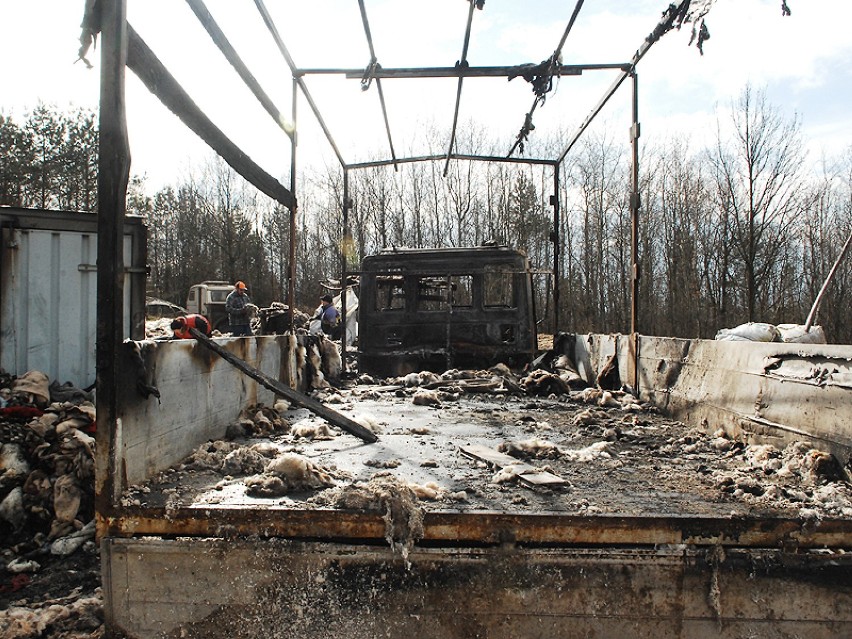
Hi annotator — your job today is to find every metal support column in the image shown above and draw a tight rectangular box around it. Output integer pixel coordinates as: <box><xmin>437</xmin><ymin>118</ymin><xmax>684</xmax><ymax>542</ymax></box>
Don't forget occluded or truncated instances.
<box><xmin>288</xmin><ymin>76</ymin><xmax>298</xmax><ymax>331</ymax></box>
<box><xmin>629</xmin><ymin>71</ymin><xmax>641</xmax><ymax>392</ymax></box>
<box><xmin>552</xmin><ymin>170</ymin><xmax>561</xmax><ymax>335</ymax></box>
<box><xmin>341</xmin><ymin>169</ymin><xmax>351</xmax><ymax>369</ymax></box>
<box><xmin>95</xmin><ymin>0</ymin><xmax>129</xmax><ymax>524</ymax></box>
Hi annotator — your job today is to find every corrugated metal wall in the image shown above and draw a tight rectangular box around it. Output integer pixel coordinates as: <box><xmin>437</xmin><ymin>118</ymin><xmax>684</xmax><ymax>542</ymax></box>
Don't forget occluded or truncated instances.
<box><xmin>0</xmin><ymin>208</ymin><xmax>146</xmax><ymax>388</ymax></box>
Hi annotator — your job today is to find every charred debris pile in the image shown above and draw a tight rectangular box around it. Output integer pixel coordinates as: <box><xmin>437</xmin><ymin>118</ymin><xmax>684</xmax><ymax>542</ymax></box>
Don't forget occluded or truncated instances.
<box><xmin>0</xmin><ymin>370</ymin><xmax>102</xmax><ymax>637</ymax></box>
<box><xmin>122</xmin><ymin>351</ymin><xmax>852</xmax><ymax>525</ymax></box>
<box><xmin>2</xmin><ymin>348</ymin><xmax>852</xmax><ymax>633</ymax></box>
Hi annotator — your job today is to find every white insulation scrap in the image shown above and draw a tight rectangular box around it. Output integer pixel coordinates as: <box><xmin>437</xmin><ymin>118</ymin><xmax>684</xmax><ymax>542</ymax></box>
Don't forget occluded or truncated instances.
<box><xmin>492</xmin><ymin>465</ymin><xmax>522</xmax><ymax>484</ymax></box>
<box><xmin>1</xmin><ymin>443</ymin><xmax>30</xmax><ymax>478</ymax></box>
<box><xmin>222</xmin><ymin>447</ymin><xmax>269</xmax><ymax>476</ymax></box>
<box><xmin>562</xmin><ymin>441</ymin><xmax>613</xmax><ymax>462</ymax></box>
<box><xmin>412</xmin><ymin>389</ymin><xmax>441</xmax><ymax>406</ymax></box>
<box><xmin>266</xmin><ymin>454</ymin><xmax>334</xmax><ymax>486</ymax></box>
<box><xmin>351</xmin><ymin>412</ymin><xmax>382</xmax><ymax>434</ymax></box>
<box><xmin>291</xmin><ymin>422</ymin><xmax>335</xmax><ymax>440</ymax></box>
<box><xmin>598</xmin><ymin>391</ymin><xmax>621</xmax><ymax>408</ymax></box>
<box><xmin>407</xmin><ymin>481</ymin><xmax>444</xmax><ymax>500</ymax></box>
<box><xmin>245</xmin><ymin>454</ymin><xmax>335</xmax><ymax>497</ymax></box>
<box><xmin>572</xmin><ymin>408</ymin><xmax>600</xmax><ymax>426</ymax></box>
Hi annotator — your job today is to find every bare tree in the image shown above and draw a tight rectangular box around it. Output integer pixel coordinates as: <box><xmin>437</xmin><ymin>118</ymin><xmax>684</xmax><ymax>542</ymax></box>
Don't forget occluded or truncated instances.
<box><xmin>709</xmin><ymin>85</ymin><xmax>806</xmax><ymax>322</ymax></box>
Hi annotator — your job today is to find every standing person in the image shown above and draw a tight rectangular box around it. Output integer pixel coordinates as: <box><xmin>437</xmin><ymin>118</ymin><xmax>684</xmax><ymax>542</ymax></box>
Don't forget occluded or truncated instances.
<box><xmin>319</xmin><ymin>294</ymin><xmax>341</xmax><ymax>339</ymax></box>
<box><xmin>170</xmin><ymin>314</ymin><xmax>212</xmax><ymax>339</ymax></box>
<box><xmin>226</xmin><ymin>281</ymin><xmax>253</xmax><ymax>336</ymax></box>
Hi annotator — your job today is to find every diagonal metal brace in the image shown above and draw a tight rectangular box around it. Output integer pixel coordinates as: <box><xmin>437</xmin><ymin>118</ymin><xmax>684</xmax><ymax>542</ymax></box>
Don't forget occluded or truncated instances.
<box><xmin>188</xmin><ymin>328</ymin><xmax>378</xmax><ymax>443</ymax></box>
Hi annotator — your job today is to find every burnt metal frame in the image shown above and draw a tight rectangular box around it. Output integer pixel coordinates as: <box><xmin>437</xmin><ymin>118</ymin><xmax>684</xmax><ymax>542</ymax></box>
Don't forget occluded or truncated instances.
<box><xmin>96</xmin><ymin>0</ymin><xmax>683</xmax><ymax>516</ymax></box>
<box><xmin>92</xmin><ymin>0</ymin><xmax>852</xmax><ymax>552</ymax></box>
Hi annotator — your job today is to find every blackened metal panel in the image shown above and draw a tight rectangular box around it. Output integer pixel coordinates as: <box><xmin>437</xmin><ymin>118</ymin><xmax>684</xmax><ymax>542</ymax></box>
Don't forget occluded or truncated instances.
<box><xmin>103</xmin><ymin>538</ymin><xmax>852</xmax><ymax>639</ymax></box>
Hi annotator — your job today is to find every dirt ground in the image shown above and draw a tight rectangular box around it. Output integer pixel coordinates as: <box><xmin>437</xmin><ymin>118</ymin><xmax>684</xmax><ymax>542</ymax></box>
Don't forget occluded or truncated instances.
<box><xmin>0</xmin><ymin>550</ymin><xmax>102</xmax><ymax>638</ymax></box>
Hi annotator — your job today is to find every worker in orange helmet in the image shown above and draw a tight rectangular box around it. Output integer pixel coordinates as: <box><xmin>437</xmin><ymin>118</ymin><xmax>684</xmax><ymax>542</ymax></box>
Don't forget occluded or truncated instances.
<box><xmin>170</xmin><ymin>314</ymin><xmax>212</xmax><ymax>340</ymax></box>
<box><xmin>225</xmin><ymin>280</ymin><xmax>253</xmax><ymax>336</ymax></box>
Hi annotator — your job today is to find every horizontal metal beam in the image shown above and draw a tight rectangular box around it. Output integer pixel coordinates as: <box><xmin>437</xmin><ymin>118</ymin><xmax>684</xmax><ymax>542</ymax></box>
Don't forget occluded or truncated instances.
<box><xmin>102</xmin><ymin>506</ymin><xmax>852</xmax><ymax>549</ymax></box>
<box><xmin>451</xmin><ymin>153</ymin><xmax>557</xmax><ymax>167</ymax></box>
<box><xmin>344</xmin><ymin>153</ymin><xmax>556</xmax><ymax>170</ymax></box>
<box><xmin>293</xmin><ymin>64</ymin><xmax>628</xmax><ymax>79</ymax></box>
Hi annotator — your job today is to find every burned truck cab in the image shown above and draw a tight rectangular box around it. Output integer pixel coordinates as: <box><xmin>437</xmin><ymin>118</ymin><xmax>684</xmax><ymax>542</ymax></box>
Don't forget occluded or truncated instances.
<box><xmin>358</xmin><ymin>245</ymin><xmax>537</xmax><ymax>377</ymax></box>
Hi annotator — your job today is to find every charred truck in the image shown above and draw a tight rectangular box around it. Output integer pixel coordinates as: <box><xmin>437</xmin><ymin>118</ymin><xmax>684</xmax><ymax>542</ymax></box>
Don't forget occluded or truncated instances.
<box><xmin>358</xmin><ymin>245</ymin><xmax>538</xmax><ymax>376</ymax></box>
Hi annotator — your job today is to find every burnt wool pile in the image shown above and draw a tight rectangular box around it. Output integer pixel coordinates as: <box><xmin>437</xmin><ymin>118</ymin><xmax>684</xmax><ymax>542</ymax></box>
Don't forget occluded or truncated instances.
<box><xmin>0</xmin><ymin>369</ymin><xmax>101</xmax><ymax>637</ymax></box>
<box><xmin>0</xmin><ymin>371</ymin><xmax>96</xmax><ymax>553</ymax></box>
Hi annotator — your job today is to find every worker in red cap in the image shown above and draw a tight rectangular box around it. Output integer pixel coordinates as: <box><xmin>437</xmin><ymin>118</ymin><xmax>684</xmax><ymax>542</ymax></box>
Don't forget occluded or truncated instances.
<box><xmin>225</xmin><ymin>280</ymin><xmax>253</xmax><ymax>336</ymax></box>
<box><xmin>170</xmin><ymin>314</ymin><xmax>212</xmax><ymax>339</ymax></box>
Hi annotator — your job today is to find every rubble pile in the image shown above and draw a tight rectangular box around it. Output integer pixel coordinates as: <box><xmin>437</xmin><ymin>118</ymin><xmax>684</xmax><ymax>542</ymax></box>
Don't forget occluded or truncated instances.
<box><xmin>679</xmin><ymin>433</ymin><xmax>852</xmax><ymax>519</ymax></box>
<box><xmin>0</xmin><ymin>369</ymin><xmax>102</xmax><ymax>638</ymax></box>
<box><xmin>6</xmin><ymin>354</ymin><xmax>845</xmax><ymax>637</ymax></box>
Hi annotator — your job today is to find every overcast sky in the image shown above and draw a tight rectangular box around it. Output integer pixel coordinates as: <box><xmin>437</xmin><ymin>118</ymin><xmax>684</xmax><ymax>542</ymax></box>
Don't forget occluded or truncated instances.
<box><xmin>3</xmin><ymin>0</ymin><xmax>852</xmax><ymax>189</ymax></box>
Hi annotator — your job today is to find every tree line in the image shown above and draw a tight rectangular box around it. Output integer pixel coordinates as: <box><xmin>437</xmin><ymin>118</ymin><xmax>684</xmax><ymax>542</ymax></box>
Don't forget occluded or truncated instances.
<box><xmin>2</xmin><ymin>86</ymin><xmax>851</xmax><ymax>342</ymax></box>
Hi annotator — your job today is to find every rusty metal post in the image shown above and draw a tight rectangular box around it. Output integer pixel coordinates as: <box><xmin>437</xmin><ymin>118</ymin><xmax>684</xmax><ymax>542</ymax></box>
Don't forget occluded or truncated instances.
<box><xmin>552</xmin><ymin>169</ymin><xmax>560</xmax><ymax>335</ymax></box>
<box><xmin>288</xmin><ymin>75</ymin><xmax>298</xmax><ymax>331</ymax></box>
<box><xmin>341</xmin><ymin>169</ymin><xmax>350</xmax><ymax>368</ymax></box>
<box><xmin>95</xmin><ymin>0</ymin><xmax>129</xmax><ymax>526</ymax></box>
<box><xmin>629</xmin><ymin>70</ymin><xmax>641</xmax><ymax>392</ymax></box>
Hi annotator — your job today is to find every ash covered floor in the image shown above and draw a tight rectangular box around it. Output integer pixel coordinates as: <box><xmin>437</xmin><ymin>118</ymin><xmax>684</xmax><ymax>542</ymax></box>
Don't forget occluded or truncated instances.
<box><xmin>122</xmin><ymin>380</ymin><xmax>852</xmax><ymax>521</ymax></box>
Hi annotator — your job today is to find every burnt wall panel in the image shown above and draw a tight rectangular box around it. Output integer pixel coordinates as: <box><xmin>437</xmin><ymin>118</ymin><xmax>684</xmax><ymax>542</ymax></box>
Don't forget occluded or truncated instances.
<box><xmin>103</xmin><ymin>538</ymin><xmax>852</xmax><ymax>639</ymax></box>
<box><xmin>568</xmin><ymin>334</ymin><xmax>852</xmax><ymax>469</ymax></box>
<box><xmin>116</xmin><ymin>335</ymin><xmax>296</xmax><ymax>487</ymax></box>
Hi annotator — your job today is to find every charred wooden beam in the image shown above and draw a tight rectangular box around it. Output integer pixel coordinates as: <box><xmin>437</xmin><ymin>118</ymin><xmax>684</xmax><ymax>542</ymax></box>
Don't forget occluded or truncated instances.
<box><xmin>188</xmin><ymin>328</ymin><xmax>378</xmax><ymax>443</ymax></box>
<box><xmin>125</xmin><ymin>24</ymin><xmax>295</xmax><ymax>209</ymax></box>
<box><xmin>253</xmin><ymin>0</ymin><xmax>347</xmax><ymax>168</ymax></box>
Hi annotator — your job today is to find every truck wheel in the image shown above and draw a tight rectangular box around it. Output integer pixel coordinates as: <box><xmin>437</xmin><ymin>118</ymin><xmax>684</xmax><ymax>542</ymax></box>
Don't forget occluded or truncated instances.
<box><xmin>214</xmin><ymin>317</ymin><xmax>230</xmax><ymax>333</ymax></box>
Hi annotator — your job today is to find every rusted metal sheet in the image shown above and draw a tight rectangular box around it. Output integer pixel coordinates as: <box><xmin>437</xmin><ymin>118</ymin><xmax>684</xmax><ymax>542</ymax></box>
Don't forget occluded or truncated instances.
<box><xmin>100</xmin><ymin>505</ymin><xmax>852</xmax><ymax>549</ymax></box>
<box><xmin>102</xmin><ymin>537</ymin><xmax>852</xmax><ymax>639</ymax></box>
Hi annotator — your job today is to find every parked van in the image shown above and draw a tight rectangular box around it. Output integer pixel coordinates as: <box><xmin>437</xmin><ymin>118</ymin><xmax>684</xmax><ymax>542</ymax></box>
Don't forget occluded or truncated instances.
<box><xmin>357</xmin><ymin>245</ymin><xmax>537</xmax><ymax>376</ymax></box>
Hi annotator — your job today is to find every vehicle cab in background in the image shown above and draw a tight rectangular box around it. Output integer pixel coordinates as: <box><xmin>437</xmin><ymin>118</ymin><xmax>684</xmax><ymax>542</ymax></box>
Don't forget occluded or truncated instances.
<box><xmin>358</xmin><ymin>245</ymin><xmax>537</xmax><ymax>377</ymax></box>
<box><xmin>185</xmin><ymin>281</ymin><xmax>233</xmax><ymax>330</ymax></box>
